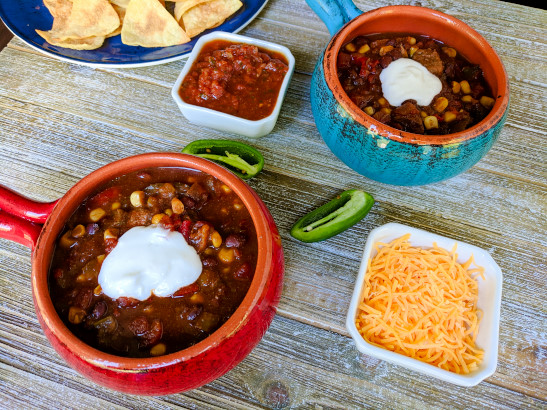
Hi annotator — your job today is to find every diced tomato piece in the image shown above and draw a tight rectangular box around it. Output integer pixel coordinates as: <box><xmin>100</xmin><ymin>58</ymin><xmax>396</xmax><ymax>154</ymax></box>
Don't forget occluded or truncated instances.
<box><xmin>88</xmin><ymin>186</ymin><xmax>122</xmax><ymax>209</ymax></box>
<box><xmin>178</xmin><ymin>220</ymin><xmax>192</xmax><ymax>241</ymax></box>
<box><xmin>105</xmin><ymin>238</ymin><xmax>118</xmax><ymax>254</ymax></box>
<box><xmin>172</xmin><ymin>283</ymin><xmax>199</xmax><ymax>297</ymax></box>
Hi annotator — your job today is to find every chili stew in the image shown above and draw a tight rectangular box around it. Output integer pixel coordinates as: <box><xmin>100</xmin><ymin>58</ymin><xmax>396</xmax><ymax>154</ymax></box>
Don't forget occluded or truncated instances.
<box><xmin>49</xmin><ymin>167</ymin><xmax>257</xmax><ymax>358</ymax></box>
<box><xmin>337</xmin><ymin>34</ymin><xmax>496</xmax><ymax>135</ymax></box>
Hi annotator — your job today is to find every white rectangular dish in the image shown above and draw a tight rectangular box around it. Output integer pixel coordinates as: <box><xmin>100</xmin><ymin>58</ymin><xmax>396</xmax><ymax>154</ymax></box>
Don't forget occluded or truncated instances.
<box><xmin>171</xmin><ymin>31</ymin><xmax>295</xmax><ymax>138</ymax></box>
<box><xmin>346</xmin><ymin>222</ymin><xmax>503</xmax><ymax>386</ymax></box>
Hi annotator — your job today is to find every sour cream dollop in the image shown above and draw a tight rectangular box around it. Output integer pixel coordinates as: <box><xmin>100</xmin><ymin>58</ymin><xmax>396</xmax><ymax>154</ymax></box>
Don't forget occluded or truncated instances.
<box><xmin>379</xmin><ymin>58</ymin><xmax>442</xmax><ymax>107</ymax></box>
<box><xmin>98</xmin><ymin>225</ymin><xmax>202</xmax><ymax>301</ymax></box>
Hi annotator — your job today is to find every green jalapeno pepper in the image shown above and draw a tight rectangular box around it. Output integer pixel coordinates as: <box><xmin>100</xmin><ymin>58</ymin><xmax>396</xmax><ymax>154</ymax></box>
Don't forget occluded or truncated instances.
<box><xmin>182</xmin><ymin>139</ymin><xmax>264</xmax><ymax>180</ymax></box>
<box><xmin>290</xmin><ymin>189</ymin><xmax>374</xmax><ymax>243</ymax></box>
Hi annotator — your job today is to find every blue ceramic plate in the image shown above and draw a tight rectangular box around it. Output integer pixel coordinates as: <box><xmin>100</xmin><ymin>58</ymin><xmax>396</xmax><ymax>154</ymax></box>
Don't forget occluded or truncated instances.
<box><xmin>0</xmin><ymin>0</ymin><xmax>268</xmax><ymax>67</ymax></box>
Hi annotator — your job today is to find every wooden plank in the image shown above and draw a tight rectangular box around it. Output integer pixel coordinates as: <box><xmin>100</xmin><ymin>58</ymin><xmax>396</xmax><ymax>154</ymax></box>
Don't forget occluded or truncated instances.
<box><xmin>0</xmin><ymin>0</ymin><xmax>545</xmax><ymax>407</ymax></box>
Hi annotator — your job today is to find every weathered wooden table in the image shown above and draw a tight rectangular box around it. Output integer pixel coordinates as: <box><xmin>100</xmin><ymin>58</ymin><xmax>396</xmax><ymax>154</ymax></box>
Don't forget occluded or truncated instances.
<box><xmin>0</xmin><ymin>0</ymin><xmax>545</xmax><ymax>408</ymax></box>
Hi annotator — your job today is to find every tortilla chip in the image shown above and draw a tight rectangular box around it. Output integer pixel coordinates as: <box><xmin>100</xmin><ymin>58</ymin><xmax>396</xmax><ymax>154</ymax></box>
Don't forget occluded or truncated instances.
<box><xmin>43</xmin><ymin>0</ymin><xmax>71</xmax><ymax>20</ymax></box>
<box><xmin>107</xmin><ymin>4</ymin><xmax>126</xmax><ymax>37</ymax></box>
<box><xmin>109</xmin><ymin>0</ymin><xmax>131</xmax><ymax>7</ymax></box>
<box><xmin>173</xmin><ymin>0</ymin><xmax>212</xmax><ymax>22</ymax></box>
<box><xmin>43</xmin><ymin>0</ymin><xmax>120</xmax><ymax>41</ymax></box>
<box><xmin>181</xmin><ymin>0</ymin><xmax>242</xmax><ymax>38</ymax></box>
<box><xmin>121</xmin><ymin>0</ymin><xmax>190</xmax><ymax>47</ymax></box>
<box><xmin>36</xmin><ymin>30</ymin><xmax>106</xmax><ymax>50</ymax></box>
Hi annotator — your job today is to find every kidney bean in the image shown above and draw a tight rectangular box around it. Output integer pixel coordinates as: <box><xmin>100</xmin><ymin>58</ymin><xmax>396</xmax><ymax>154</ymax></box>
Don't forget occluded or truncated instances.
<box><xmin>234</xmin><ymin>263</ymin><xmax>252</xmax><ymax>280</ymax></box>
<box><xmin>86</xmin><ymin>223</ymin><xmax>100</xmax><ymax>235</ymax></box>
<box><xmin>140</xmin><ymin>319</ymin><xmax>163</xmax><ymax>347</ymax></box>
<box><xmin>128</xmin><ymin>316</ymin><xmax>149</xmax><ymax>336</ymax></box>
<box><xmin>74</xmin><ymin>288</ymin><xmax>92</xmax><ymax>310</ymax></box>
<box><xmin>90</xmin><ymin>301</ymin><xmax>107</xmax><ymax>320</ymax></box>
<box><xmin>225</xmin><ymin>234</ymin><xmax>246</xmax><ymax>248</ymax></box>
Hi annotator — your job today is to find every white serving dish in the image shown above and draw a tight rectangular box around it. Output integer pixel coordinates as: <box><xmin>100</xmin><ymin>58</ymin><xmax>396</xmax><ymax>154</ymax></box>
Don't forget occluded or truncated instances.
<box><xmin>346</xmin><ymin>222</ymin><xmax>503</xmax><ymax>387</ymax></box>
<box><xmin>171</xmin><ymin>31</ymin><xmax>295</xmax><ymax>138</ymax></box>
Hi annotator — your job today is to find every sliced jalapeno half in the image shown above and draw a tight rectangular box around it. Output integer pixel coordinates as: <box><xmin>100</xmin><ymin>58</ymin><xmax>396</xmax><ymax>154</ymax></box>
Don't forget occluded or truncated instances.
<box><xmin>182</xmin><ymin>139</ymin><xmax>264</xmax><ymax>180</ymax></box>
<box><xmin>290</xmin><ymin>189</ymin><xmax>374</xmax><ymax>243</ymax></box>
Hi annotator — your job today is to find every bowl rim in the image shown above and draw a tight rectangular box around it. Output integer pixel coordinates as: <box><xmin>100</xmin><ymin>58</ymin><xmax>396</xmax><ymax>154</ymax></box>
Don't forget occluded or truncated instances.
<box><xmin>171</xmin><ymin>31</ymin><xmax>296</xmax><ymax>128</ymax></box>
<box><xmin>323</xmin><ymin>5</ymin><xmax>510</xmax><ymax>146</ymax></box>
<box><xmin>346</xmin><ymin>222</ymin><xmax>503</xmax><ymax>386</ymax></box>
<box><xmin>32</xmin><ymin>152</ymin><xmax>278</xmax><ymax>369</ymax></box>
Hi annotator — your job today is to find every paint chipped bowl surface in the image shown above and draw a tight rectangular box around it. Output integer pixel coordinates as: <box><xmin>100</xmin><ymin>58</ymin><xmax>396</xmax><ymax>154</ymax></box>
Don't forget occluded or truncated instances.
<box><xmin>346</xmin><ymin>222</ymin><xmax>502</xmax><ymax>386</ymax></box>
<box><xmin>307</xmin><ymin>3</ymin><xmax>509</xmax><ymax>185</ymax></box>
<box><xmin>0</xmin><ymin>153</ymin><xmax>284</xmax><ymax>395</ymax></box>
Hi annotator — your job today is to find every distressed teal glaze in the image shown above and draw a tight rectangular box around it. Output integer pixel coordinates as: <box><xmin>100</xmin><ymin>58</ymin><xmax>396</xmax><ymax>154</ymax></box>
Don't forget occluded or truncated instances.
<box><xmin>311</xmin><ymin>56</ymin><xmax>508</xmax><ymax>185</ymax></box>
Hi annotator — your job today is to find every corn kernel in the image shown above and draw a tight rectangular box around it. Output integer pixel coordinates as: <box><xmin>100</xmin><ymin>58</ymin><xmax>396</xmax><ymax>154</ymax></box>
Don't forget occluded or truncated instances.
<box><xmin>89</xmin><ymin>208</ymin><xmax>105</xmax><ymax>222</ymax></box>
<box><xmin>442</xmin><ymin>47</ymin><xmax>457</xmax><ymax>58</ymax></box>
<box><xmin>93</xmin><ymin>285</ymin><xmax>103</xmax><ymax>296</ymax></box>
<box><xmin>409</xmin><ymin>46</ymin><xmax>419</xmax><ymax>57</ymax></box>
<box><xmin>218</xmin><ymin>247</ymin><xmax>235</xmax><ymax>263</ymax></box>
<box><xmin>345</xmin><ymin>42</ymin><xmax>356</xmax><ymax>52</ymax></box>
<box><xmin>233</xmin><ymin>203</ymin><xmax>243</xmax><ymax>211</ymax></box>
<box><xmin>460</xmin><ymin>80</ymin><xmax>471</xmax><ymax>94</ymax></box>
<box><xmin>152</xmin><ymin>213</ymin><xmax>165</xmax><ymax>225</ymax></box>
<box><xmin>221</xmin><ymin>184</ymin><xmax>231</xmax><ymax>194</ymax></box>
<box><xmin>381</xmin><ymin>107</ymin><xmax>392</xmax><ymax>115</ymax></box>
<box><xmin>164</xmin><ymin>209</ymin><xmax>173</xmax><ymax>216</ymax></box>
<box><xmin>433</xmin><ymin>97</ymin><xmax>449</xmax><ymax>113</ymax></box>
<box><xmin>378</xmin><ymin>97</ymin><xmax>389</xmax><ymax>107</ymax></box>
<box><xmin>452</xmin><ymin>81</ymin><xmax>461</xmax><ymax>94</ymax></box>
<box><xmin>358</xmin><ymin>44</ymin><xmax>370</xmax><ymax>54</ymax></box>
<box><xmin>407</xmin><ymin>37</ymin><xmax>416</xmax><ymax>45</ymax></box>
<box><xmin>104</xmin><ymin>228</ymin><xmax>118</xmax><ymax>240</ymax></box>
<box><xmin>480</xmin><ymin>96</ymin><xmax>495</xmax><ymax>108</ymax></box>
<box><xmin>97</xmin><ymin>254</ymin><xmax>106</xmax><ymax>264</ymax></box>
<box><xmin>424</xmin><ymin>116</ymin><xmax>439</xmax><ymax>130</ymax></box>
<box><xmin>461</xmin><ymin>95</ymin><xmax>474</xmax><ymax>103</ymax></box>
<box><xmin>364</xmin><ymin>106</ymin><xmax>375</xmax><ymax>116</ymax></box>
<box><xmin>150</xmin><ymin>343</ymin><xmax>166</xmax><ymax>357</ymax></box>
<box><xmin>420</xmin><ymin>111</ymin><xmax>428</xmax><ymax>118</ymax></box>
<box><xmin>68</xmin><ymin>306</ymin><xmax>86</xmax><ymax>324</ymax></box>
<box><xmin>210</xmin><ymin>231</ymin><xmax>222</xmax><ymax>248</ymax></box>
<box><xmin>111</xmin><ymin>201</ymin><xmax>121</xmax><ymax>210</ymax></box>
<box><xmin>379</xmin><ymin>45</ymin><xmax>394</xmax><ymax>56</ymax></box>
<box><xmin>190</xmin><ymin>293</ymin><xmax>205</xmax><ymax>305</ymax></box>
<box><xmin>444</xmin><ymin>111</ymin><xmax>457</xmax><ymax>123</ymax></box>
<box><xmin>130</xmin><ymin>191</ymin><xmax>145</xmax><ymax>207</ymax></box>
<box><xmin>71</xmin><ymin>224</ymin><xmax>85</xmax><ymax>238</ymax></box>
<box><xmin>171</xmin><ymin>197</ymin><xmax>184</xmax><ymax>214</ymax></box>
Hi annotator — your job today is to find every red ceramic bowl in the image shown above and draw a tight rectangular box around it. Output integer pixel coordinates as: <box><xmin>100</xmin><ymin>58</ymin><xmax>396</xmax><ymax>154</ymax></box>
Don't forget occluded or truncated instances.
<box><xmin>0</xmin><ymin>153</ymin><xmax>284</xmax><ymax>395</ymax></box>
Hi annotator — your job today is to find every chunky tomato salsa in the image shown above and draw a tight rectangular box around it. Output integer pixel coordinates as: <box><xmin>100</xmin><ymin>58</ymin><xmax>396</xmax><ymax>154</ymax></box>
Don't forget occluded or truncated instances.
<box><xmin>179</xmin><ymin>40</ymin><xmax>289</xmax><ymax>121</ymax></box>
<box><xmin>337</xmin><ymin>34</ymin><xmax>496</xmax><ymax>135</ymax></box>
<box><xmin>49</xmin><ymin>167</ymin><xmax>257</xmax><ymax>358</ymax></box>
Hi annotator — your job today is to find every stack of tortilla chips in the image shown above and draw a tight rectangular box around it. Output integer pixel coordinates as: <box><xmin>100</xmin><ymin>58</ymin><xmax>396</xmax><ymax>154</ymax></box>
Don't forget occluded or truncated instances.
<box><xmin>35</xmin><ymin>0</ymin><xmax>243</xmax><ymax>50</ymax></box>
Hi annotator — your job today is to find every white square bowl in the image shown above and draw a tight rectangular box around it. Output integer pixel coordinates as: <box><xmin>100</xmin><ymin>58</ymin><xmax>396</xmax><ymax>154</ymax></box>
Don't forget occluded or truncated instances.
<box><xmin>171</xmin><ymin>31</ymin><xmax>295</xmax><ymax>138</ymax></box>
<box><xmin>346</xmin><ymin>222</ymin><xmax>503</xmax><ymax>386</ymax></box>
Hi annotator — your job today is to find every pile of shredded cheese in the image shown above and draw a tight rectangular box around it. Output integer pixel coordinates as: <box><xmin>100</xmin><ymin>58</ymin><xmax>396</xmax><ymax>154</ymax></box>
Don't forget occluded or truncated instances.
<box><xmin>356</xmin><ymin>234</ymin><xmax>485</xmax><ymax>374</ymax></box>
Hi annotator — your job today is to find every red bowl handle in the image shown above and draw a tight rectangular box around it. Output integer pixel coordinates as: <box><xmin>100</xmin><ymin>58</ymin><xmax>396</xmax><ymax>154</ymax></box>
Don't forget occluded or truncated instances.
<box><xmin>0</xmin><ymin>186</ymin><xmax>58</xmax><ymax>249</ymax></box>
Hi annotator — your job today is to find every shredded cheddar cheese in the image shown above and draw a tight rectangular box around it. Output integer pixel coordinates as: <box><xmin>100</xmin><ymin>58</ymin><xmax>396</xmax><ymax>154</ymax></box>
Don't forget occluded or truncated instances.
<box><xmin>356</xmin><ymin>234</ymin><xmax>485</xmax><ymax>374</ymax></box>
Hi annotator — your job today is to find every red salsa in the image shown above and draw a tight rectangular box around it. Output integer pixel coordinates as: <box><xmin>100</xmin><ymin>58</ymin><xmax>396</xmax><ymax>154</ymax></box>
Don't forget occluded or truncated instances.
<box><xmin>337</xmin><ymin>34</ymin><xmax>496</xmax><ymax>135</ymax></box>
<box><xmin>179</xmin><ymin>40</ymin><xmax>289</xmax><ymax>121</ymax></box>
<box><xmin>49</xmin><ymin>167</ymin><xmax>257</xmax><ymax>358</ymax></box>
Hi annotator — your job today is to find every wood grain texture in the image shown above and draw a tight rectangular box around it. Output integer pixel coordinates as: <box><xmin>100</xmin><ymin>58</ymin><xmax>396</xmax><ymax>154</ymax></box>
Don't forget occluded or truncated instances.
<box><xmin>0</xmin><ymin>0</ymin><xmax>546</xmax><ymax>408</ymax></box>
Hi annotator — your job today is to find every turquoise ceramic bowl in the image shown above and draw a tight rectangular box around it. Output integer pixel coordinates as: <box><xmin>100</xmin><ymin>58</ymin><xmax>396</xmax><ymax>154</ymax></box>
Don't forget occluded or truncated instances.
<box><xmin>307</xmin><ymin>2</ymin><xmax>510</xmax><ymax>186</ymax></box>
